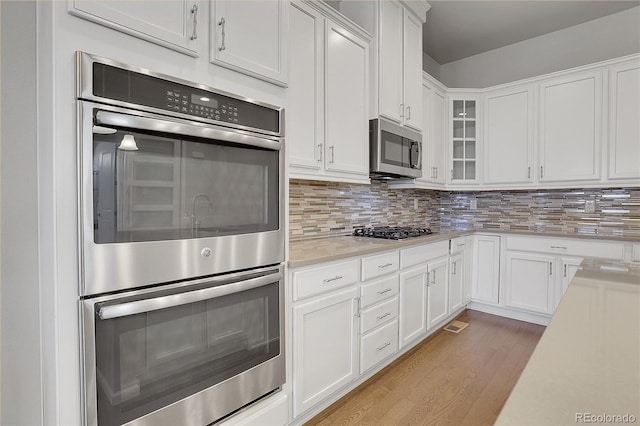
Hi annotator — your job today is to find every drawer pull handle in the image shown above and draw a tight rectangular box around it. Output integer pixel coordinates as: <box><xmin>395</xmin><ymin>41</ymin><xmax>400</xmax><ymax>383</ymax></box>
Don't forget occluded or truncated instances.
<box><xmin>323</xmin><ymin>275</ymin><xmax>343</xmax><ymax>283</ymax></box>
<box><xmin>378</xmin><ymin>263</ymin><xmax>394</xmax><ymax>269</ymax></box>
<box><xmin>377</xmin><ymin>312</ymin><xmax>391</xmax><ymax>320</ymax></box>
<box><xmin>377</xmin><ymin>342</ymin><xmax>391</xmax><ymax>351</ymax></box>
<box><xmin>550</xmin><ymin>246</ymin><xmax>567</xmax><ymax>250</ymax></box>
<box><xmin>377</xmin><ymin>288</ymin><xmax>392</xmax><ymax>295</ymax></box>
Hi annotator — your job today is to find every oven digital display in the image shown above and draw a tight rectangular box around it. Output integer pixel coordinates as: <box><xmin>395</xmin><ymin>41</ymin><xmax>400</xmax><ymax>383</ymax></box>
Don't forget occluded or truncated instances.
<box><xmin>191</xmin><ymin>94</ymin><xmax>219</xmax><ymax>109</ymax></box>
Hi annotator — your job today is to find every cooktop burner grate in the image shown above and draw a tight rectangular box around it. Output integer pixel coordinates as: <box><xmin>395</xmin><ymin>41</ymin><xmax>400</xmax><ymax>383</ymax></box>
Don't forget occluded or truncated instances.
<box><xmin>353</xmin><ymin>226</ymin><xmax>432</xmax><ymax>240</ymax></box>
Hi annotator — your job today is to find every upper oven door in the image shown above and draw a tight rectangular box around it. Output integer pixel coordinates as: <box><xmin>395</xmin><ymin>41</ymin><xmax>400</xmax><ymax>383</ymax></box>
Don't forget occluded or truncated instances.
<box><xmin>79</xmin><ymin>101</ymin><xmax>285</xmax><ymax>296</ymax></box>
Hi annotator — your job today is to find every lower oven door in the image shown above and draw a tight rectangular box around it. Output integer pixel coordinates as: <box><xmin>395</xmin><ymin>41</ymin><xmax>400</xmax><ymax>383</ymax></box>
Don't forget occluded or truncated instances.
<box><xmin>81</xmin><ymin>266</ymin><xmax>284</xmax><ymax>426</ymax></box>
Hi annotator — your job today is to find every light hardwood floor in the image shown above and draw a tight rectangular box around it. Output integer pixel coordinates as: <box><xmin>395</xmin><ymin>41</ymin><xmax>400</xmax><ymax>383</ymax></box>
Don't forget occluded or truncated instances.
<box><xmin>305</xmin><ymin>310</ymin><xmax>545</xmax><ymax>426</ymax></box>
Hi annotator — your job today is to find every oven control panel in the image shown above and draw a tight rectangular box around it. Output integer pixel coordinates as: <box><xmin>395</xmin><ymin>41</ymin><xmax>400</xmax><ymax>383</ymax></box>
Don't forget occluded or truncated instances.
<box><xmin>166</xmin><ymin>90</ymin><xmax>239</xmax><ymax>124</ymax></box>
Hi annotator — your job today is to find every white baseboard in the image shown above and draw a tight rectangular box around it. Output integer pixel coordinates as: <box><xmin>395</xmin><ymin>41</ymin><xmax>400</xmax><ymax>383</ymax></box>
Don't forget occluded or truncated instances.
<box><xmin>467</xmin><ymin>301</ymin><xmax>551</xmax><ymax>326</ymax></box>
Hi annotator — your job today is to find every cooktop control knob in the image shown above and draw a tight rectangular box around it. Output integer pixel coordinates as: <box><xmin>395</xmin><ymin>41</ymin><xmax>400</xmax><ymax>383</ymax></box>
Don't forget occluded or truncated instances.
<box><xmin>201</xmin><ymin>247</ymin><xmax>212</xmax><ymax>258</ymax></box>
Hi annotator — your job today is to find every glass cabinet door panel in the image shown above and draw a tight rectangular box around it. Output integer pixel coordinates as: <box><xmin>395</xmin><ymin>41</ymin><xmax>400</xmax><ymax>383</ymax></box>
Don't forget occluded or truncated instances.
<box><xmin>465</xmin><ymin>121</ymin><xmax>476</xmax><ymax>139</ymax></box>
<box><xmin>453</xmin><ymin>141</ymin><xmax>464</xmax><ymax>159</ymax></box>
<box><xmin>465</xmin><ymin>161</ymin><xmax>476</xmax><ymax>180</ymax></box>
<box><xmin>453</xmin><ymin>161</ymin><xmax>464</xmax><ymax>179</ymax></box>
<box><xmin>465</xmin><ymin>141</ymin><xmax>476</xmax><ymax>159</ymax></box>
<box><xmin>453</xmin><ymin>100</ymin><xmax>464</xmax><ymax>117</ymax></box>
<box><xmin>465</xmin><ymin>101</ymin><xmax>476</xmax><ymax>118</ymax></box>
<box><xmin>453</xmin><ymin>121</ymin><xmax>464</xmax><ymax>138</ymax></box>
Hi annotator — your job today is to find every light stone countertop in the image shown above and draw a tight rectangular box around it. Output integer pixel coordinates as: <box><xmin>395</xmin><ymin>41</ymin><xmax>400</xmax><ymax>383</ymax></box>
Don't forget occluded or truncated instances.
<box><xmin>496</xmin><ymin>258</ymin><xmax>640</xmax><ymax>425</ymax></box>
<box><xmin>288</xmin><ymin>229</ymin><xmax>639</xmax><ymax>269</ymax></box>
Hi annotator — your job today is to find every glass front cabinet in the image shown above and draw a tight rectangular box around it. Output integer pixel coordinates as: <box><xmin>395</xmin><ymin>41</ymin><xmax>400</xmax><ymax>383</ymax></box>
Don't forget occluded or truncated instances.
<box><xmin>449</xmin><ymin>95</ymin><xmax>480</xmax><ymax>184</ymax></box>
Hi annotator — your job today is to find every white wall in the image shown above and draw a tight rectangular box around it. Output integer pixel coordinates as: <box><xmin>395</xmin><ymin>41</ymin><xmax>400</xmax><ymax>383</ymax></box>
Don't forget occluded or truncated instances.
<box><xmin>0</xmin><ymin>1</ymin><xmax>44</xmax><ymax>425</ymax></box>
<box><xmin>422</xmin><ymin>51</ymin><xmax>441</xmax><ymax>81</ymax></box>
<box><xmin>440</xmin><ymin>6</ymin><xmax>640</xmax><ymax>88</ymax></box>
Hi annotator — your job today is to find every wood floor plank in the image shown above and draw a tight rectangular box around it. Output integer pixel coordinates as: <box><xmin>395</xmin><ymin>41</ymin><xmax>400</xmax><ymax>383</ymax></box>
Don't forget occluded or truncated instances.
<box><xmin>305</xmin><ymin>310</ymin><xmax>545</xmax><ymax>426</ymax></box>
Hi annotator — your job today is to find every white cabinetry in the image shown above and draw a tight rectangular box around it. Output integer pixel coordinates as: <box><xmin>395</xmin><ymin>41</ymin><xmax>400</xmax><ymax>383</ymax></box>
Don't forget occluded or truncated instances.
<box><xmin>505</xmin><ymin>252</ymin><xmax>555</xmax><ymax>315</ymax></box>
<box><xmin>68</xmin><ymin>0</ymin><xmax>200</xmax><ymax>56</ymax></box>
<box><xmin>448</xmin><ymin>252</ymin><xmax>465</xmax><ymax>313</ymax></box>
<box><xmin>288</xmin><ymin>1</ymin><xmax>370</xmax><ymax>184</ymax></box>
<box><xmin>292</xmin><ymin>286</ymin><xmax>359</xmax><ymax>417</ymax></box>
<box><xmin>426</xmin><ymin>256</ymin><xmax>449</xmax><ymax>329</ymax></box>
<box><xmin>608</xmin><ymin>61</ymin><xmax>640</xmax><ymax>180</ymax></box>
<box><xmin>339</xmin><ymin>1</ymin><xmax>424</xmax><ymax>131</ymax></box>
<box><xmin>449</xmin><ymin>95</ymin><xmax>480</xmax><ymax>184</ymax></box>
<box><xmin>483</xmin><ymin>85</ymin><xmax>535</xmax><ymax>185</ymax></box>
<box><xmin>418</xmin><ymin>74</ymin><xmax>447</xmax><ymax>186</ymax></box>
<box><xmin>398</xmin><ymin>264</ymin><xmax>428</xmax><ymax>348</ymax></box>
<box><xmin>471</xmin><ymin>235</ymin><xmax>501</xmax><ymax>304</ymax></box>
<box><xmin>210</xmin><ymin>0</ymin><xmax>288</xmax><ymax>86</ymax></box>
<box><xmin>539</xmin><ymin>71</ymin><xmax>602</xmax><ymax>182</ymax></box>
<box><xmin>558</xmin><ymin>257</ymin><xmax>582</xmax><ymax>308</ymax></box>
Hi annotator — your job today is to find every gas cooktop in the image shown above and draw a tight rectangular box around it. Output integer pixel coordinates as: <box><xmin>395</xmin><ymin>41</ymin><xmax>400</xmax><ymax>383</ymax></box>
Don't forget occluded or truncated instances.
<box><xmin>353</xmin><ymin>226</ymin><xmax>433</xmax><ymax>240</ymax></box>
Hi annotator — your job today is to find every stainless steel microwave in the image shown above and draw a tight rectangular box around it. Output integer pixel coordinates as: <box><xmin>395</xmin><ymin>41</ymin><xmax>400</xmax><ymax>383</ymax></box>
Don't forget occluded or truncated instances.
<box><xmin>369</xmin><ymin>118</ymin><xmax>422</xmax><ymax>179</ymax></box>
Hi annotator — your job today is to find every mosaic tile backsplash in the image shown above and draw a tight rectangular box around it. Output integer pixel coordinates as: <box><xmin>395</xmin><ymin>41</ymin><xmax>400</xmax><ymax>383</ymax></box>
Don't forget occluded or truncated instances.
<box><xmin>289</xmin><ymin>179</ymin><xmax>640</xmax><ymax>241</ymax></box>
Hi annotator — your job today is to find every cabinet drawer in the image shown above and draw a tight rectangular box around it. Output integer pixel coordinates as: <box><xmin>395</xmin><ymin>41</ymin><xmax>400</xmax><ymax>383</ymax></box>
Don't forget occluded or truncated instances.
<box><xmin>361</xmin><ymin>275</ymin><xmax>399</xmax><ymax>308</ymax></box>
<box><xmin>401</xmin><ymin>240</ymin><xmax>449</xmax><ymax>269</ymax></box>
<box><xmin>360</xmin><ymin>320</ymin><xmax>398</xmax><ymax>374</ymax></box>
<box><xmin>293</xmin><ymin>259</ymin><xmax>359</xmax><ymax>301</ymax></box>
<box><xmin>506</xmin><ymin>236</ymin><xmax>625</xmax><ymax>260</ymax></box>
<box><xmin>633</xmin><ymin>245</ymin><xmax>640</xmax><ymax>262</ymax></box>
<box><xmin>362</xmin><ymin>251</ymin><xmax>400</xmax><ymax>281</ymax></box>
<box><xmin>450</xmin><ymin>236</ymin><xmax>466</xmax><ymax>254</ymax></box>
<box><xmin>360</xmin><ymin>297</ymin><xmax>398</xmax><ymax>334</ymax></box>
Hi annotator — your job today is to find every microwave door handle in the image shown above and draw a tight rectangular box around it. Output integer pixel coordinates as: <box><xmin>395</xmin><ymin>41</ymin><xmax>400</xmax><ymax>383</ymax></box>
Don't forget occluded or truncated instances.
<box><xmin>95</xmin><ymin>110</ymin><xmax>282</xmax><ymax>151</ymax></box>
<box><xmin>98</xmin><ymin>272</ymin><xmax>282</xmax><ymax>320</ymax></box>
<box><xmin>410</xmin><ymin>141</ymin><xmax>421</xmax><ymax>169</ymax></box>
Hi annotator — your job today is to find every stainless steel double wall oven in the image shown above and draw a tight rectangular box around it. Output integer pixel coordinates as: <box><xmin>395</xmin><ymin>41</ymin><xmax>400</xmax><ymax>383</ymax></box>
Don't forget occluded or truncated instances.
<box><xmin>76</xmin><ymin>52</ymin><xmax>285</xmax><ymax>425</ymax></box>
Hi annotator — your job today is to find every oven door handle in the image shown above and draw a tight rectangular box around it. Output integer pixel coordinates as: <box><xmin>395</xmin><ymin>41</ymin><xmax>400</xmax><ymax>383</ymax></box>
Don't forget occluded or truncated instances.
<box><xmin>98</xmin><ymin>272</ymin><xmax>282</xmax><ymax>320</ymax></box>
<box><xmin>95</xmin><ymin>110</ymin><xmax>282</xmax><ymax>151</ymax></box>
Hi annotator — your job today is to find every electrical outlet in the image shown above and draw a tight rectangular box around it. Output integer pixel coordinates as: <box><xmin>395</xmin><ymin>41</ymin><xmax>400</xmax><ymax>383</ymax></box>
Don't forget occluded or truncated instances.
<box><xmin>585</xmin><ymin>200</ymin><xmax>596</xmax><ymax>213</ymax></box>
<box><xmin>414</xmin><ymin>199</ymin><xmax>419</xmax><ymax>210</ymax></box>
<box><xmin>470</xmin><ymin>199</ymin><xmax>477</xmax><ymax>210</ymax></box>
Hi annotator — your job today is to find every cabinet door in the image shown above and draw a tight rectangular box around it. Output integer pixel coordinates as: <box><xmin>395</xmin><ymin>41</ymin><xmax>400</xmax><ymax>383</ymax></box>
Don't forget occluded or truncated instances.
<box><xmin>505</xmin><ymin>252</ymin><xmax>555</xmax><ymax>314</ymax></box>
<box><xmin>557</xmin><ymin>257</ymin><xmax>582</xmax><ymax>309</ymax></box>
<box><xmin>449</xmin><ymin>97</ymin><xmax>479</xmax><ymax>183</ymax></box>
<box><xmin>68</xmin><ymin>0</ymin><xmax>199</xmax><ymax>55</ymax></box>
<box><xmin>293</xmin><ymin>287</ymin><xmax>359</xmax><ymax>417</ymax></box>
<box><xmin>431</xmin><ymin>86</ymin><xmax>447</xmax><ymax>184</ymax></box>
<box><xmin>402</xmin><ymin>10</ymin><xmax>423</xmax><ymax>131</ymax></box>
<box><xmin>399</xmin><ymin>264</ymin><xmax>428</xmax><ymax>348</ymax></box>
<box><xmin>324</xmin><ymin>20</ymin><xmax>369</xmax><ymax>176</ymax></box>
<box><xmin>427</xmin><ymin>257</ymin><xmax>449</xmax><ymax>329</ymax></box>
<box><xmin>449</xmin><ymin>253</ymin><xmax>464</xmax><ymax>313</ymax></box>
<box><xmin>539</xmin><ymin>72</ymin><xmax>602</xmax><ymax>182</ymax></box>
<box><xmin>378</xmin><ymin>0</ymin><xmax>403</xmax><ymax>123</ymax></box>
<box><xmin>608</xmin><ymin>62</ymin><xmax>640</xmax><ymax>180</ymax></box>
<box><xmin>418</xmin><ymin>81</ymin><xmax>433</xmax><ymax>184</ymax></box>
<box><xmin>484</xmin><ymin>86</ymin><xmax>534</xmax><ymax>184</ymax></box>
<box><xmin>211</xmin><ymin>0</ymin><xmax>288</xmax><ymax>86</ymax></box>
<box><xmin>288</xmin><ymin>2</ymin><xmax>323</xmax><ymax>172</ymax></box>
<box><xmin>471</xmin><ymin>235</ymin><xmax>500</xmax><ymax>304</ymax></box>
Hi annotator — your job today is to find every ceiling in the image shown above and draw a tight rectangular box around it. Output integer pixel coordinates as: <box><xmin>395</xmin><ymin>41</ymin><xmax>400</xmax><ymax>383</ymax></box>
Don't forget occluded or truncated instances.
<box><xmin>423</xmin><ymin>1</ymin><xmax>640</xmax><ymax>65</ymax></box>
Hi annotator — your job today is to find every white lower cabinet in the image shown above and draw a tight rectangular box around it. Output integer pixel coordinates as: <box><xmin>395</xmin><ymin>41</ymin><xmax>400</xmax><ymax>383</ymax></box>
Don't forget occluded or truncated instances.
<box><xmin>558</xmin><ymin>256</ymin><xmax>582</xmax><ymax>308</ymax></box>
<box><xmin>505</xmin><ymin>252</ymin><xmax>555</xmax><ymax>315</ymax></box>
<box><xmin>360</xmin><ymin>319</ymin><xmax>399</xmax><ymax>374</ymax></box>
<box><xmin>448</xmin><ymin>252</ymin><xmax>464</xmax><ymax>313</ymax></box>
<box><xmin>292</xmin><ymin>286</ymin><xmax>359</xmax><ymax>417</ymax></box>
<box><xmin>471</xmin><ymin>235</ymin><xmax>501</xmax><ymax>304</ymax></box>
<box><xmin>426</xmin><ymin>256</ymin><xmax>449</xmax><ymax>329</ymax></box>
<box><xmin>398</xmin><ymin>264</ymin><xmax>428</xmax><ymax>348</ymax></box>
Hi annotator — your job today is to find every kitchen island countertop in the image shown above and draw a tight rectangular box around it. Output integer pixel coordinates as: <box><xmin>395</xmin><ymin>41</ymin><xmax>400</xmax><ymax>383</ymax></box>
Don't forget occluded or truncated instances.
<box><xmin>496</xmin><ymin>258</ymin><xmax>640</xmax><ymax>425</ymax></box>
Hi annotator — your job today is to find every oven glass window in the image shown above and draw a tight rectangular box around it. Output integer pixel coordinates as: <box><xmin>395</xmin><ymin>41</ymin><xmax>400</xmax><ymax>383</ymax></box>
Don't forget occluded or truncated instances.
<box><xmin>92</xmin><ymin>129</ymin><xmax>279</xmax><ymax>243</ymax></box>
<box><xmin>94</xmin><ymin>278</ymin><xmax>280</xmax><ymax>425</ymax></box>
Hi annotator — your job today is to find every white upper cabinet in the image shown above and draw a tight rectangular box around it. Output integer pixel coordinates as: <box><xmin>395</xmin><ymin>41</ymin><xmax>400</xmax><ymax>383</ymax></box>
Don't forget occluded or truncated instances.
<box><xmin>483</xmin><ymin>85</ymin><xmax>535</xmax><ymax>185</ymax></box>
<box><xmin>68</xmin><ymin>0</ymin><xmax>200</xmax><ymax>56</ymax></box>
<box><xmin>608</xmin><ymin>61</ymin><xmax>640</xmax><ymax>180</ymax></box>
<box><xmin>401</xmin><ymin>10</ymin><xmax>423</xmax><ymax>131</ymax></box>
<box><xmin>449</xmin><ymin>95</ymin><xmax>480</xmax><ymax>184</ymax></box>
<box><xmin>324</xmin><ymin>20</ymin><xmax>370</xmax><ymax>176</ymax></box>
<box><xmin>378</xmin><ymin>0</ymin><xmax>404</xmax><ymax>123</ymax></box>
<box><xmin>210</xmin><ymin>0</ymin><xmax>288</xmax><ymax>86</ymax></box>
<box><xmin>287</xmin><ymin>1</ymin><xmax>370</xmax><ymax>184</ymax></box>
<box><xmin>418</xmin><ymin>74</ymin><xmax>447</xmax><ymax>186</ymax></box>
<box><xmin>539</xmin><ymin>71</ymin><xmax>603</xmax><ymax>182</ymax></box>
<box><xmin>339</xmin><ymin>1</ymin><xmax>425</xmax><ymax>131</ymax></box>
